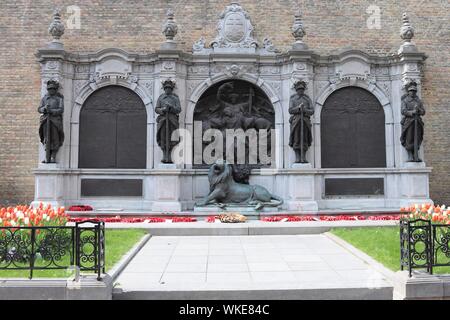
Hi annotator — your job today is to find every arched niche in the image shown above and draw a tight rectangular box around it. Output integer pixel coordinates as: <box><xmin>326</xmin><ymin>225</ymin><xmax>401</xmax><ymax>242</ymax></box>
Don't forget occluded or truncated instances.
<box><xmin>192</xmin><ymin>79</ymin><xmax>275</xmax><ymax>167</ymax></box>
<box><xmin>78</xmin><ymin>85</ymin><xmax>147</xmax><ymax>168</ymax></box>
<box><xmin>321</xmin><ymin>86</ymin><xmax>386</xmax><ymax>168</ymax></box>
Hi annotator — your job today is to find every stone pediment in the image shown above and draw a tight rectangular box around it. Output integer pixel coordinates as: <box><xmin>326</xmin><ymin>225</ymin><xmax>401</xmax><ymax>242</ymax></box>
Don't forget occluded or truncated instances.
<box><xmin>91</xmin><ymin>50</ymin><xmax>136</xmax><ymax>84</ymax></box>
<box><xmin>210</xmin><ymin>3</ymin><xmax>258</xmax><ymax>51</ymax></box>
<box><xmin>336</xmin><ymin>60</ymin><xmax>371</xmax><ymax>81</ymax></box>
<box><xmin>95</xmin><ymin>56</ymin><xmax>132</xmax><ymax>80</ymax></box>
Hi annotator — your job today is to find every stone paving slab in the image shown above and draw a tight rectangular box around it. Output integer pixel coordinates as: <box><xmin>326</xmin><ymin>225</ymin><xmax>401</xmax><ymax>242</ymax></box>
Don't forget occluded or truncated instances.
<box><xmin>114</xmin><ymin>234</ymin><xmax>393</xmax><ymax>300</ymax></box>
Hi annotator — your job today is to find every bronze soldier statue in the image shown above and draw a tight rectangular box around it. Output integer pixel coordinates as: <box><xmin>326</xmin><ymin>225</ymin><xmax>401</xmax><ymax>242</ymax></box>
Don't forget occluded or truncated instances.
<box><xmin>289</xmin><ymin>80</ymin><xmax>314</xmax><ymax>163</ymax></box>
<box><xmin>38</xmin><ymin>80</ymin><xmax>64</xmax><ymax>163</ymax></box>
<box><xmin>155</xmin><ymin>79</ymin><xmax>181</xmax><ymax>163</ymax></box>
<box><xmin>401</xmin><ymin>81</ymin><xmax>425</xmax><ymax>162</ymax></box>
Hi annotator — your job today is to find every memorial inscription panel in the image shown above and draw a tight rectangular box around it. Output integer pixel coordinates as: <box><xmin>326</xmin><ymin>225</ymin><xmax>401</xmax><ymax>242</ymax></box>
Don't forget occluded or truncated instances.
<box><xmin>321</xmin><ymin>87</ymin><xmax>386</xmax><ymax>168</ymax></box>
<box><xmin>79</xmin><ymin>86</ymin><xmax>147</xmax><ymax>169</ymax></box>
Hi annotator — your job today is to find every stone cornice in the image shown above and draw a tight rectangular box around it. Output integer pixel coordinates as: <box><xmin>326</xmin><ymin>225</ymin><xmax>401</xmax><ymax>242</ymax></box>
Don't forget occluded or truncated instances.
<box><xmin>33</xmin><ymin>167</ymin><xmax>432</xmax><ymax>175</ymax></box>
<box><xmin>36</xmin><ymin>46</ymin><xmax>427</xmax><ymax>69</ymax></box>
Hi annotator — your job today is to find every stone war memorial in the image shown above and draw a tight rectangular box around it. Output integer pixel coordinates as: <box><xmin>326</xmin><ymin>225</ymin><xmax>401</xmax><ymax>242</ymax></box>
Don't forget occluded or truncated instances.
<box><xmin>32</xmin><ymin>3</ymin><xmax>433</xmax><ymax>214</ymax></box>
<box><xmin>1</xmin><ymin>1</ymin><xmax>450</xmax><ymax>302</ymax></box>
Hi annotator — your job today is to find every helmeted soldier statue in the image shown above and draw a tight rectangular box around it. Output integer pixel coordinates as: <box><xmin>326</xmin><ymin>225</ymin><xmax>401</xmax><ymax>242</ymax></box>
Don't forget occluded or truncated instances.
<box><xmin>38</xmin><ymin>80</ymin><xmax>64</xmax><ymax>163</ymax></box>
<box><xmin>289</xmin><ymin>80</ymin><xmax>314</xmax><ymax>163</ymax></box>
<box><xmin>155</xmin><ymin>79</ymin><xmax>181</xmax><ymax>163</ymax></box>
<box><xmin>400</xmin><ymin>80</ymin><xmax>425</xmax><ymax>162</ymax></box>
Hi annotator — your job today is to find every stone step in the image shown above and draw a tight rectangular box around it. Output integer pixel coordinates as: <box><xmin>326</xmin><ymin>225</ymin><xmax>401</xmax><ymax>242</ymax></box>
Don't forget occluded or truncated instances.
<box><xmin>67</xmin><ymin>208</ymin><xmax>401</xmax><ymax>218</ymax></box>
<box><xmin>112</xmin><ymin>283</ymin><xmax>393</xmax><ymax>300</ymax></box>
<box><xmin>98</xmin><ymin>220</ymin><xmax>398</xmax><ymax>236</ymax></box>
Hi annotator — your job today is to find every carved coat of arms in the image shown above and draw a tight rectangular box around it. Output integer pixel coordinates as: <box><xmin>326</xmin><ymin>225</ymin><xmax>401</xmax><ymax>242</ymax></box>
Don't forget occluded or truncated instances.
<box><xmin>224</xmin><ymin>13</ymin><xmax>246</xmax><ymax>42</ymax></box>
<box><xmin>211</xmin><ymin>3</ymin><xmax>258</xmax><ymax>49</ymax></box>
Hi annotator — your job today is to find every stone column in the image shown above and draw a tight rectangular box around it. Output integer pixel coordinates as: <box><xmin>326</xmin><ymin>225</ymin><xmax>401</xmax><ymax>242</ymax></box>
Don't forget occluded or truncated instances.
<box><xmin>395</xmin><ymin>13</ymin><xmax>432</xmax><ymax>206</ymax></box>
<box><xmin>149</xmin><ymin>10</ymin><xmax>189</xmax><ymax>211</ymax></box>
<box><xmin>32</xmin><ymin>9</ymin><xmax>69</xmax><ymax>208</ymax></box>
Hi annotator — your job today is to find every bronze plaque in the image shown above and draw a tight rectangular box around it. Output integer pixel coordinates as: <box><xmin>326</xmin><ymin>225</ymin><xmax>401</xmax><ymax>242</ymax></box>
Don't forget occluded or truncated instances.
<box><xmin>79</xmin><ymin>86</ymin><xmax>147</xmax><ymax>168</ymax></box>
<box><xmin>325</xmin><ymin>178</ymin><xmax>384</xmax><ymax>196</ymax></box>
<box><xmin>321</xmin><ymin>87</ymin><xmax>386</xmax><ymax>168</ymax></box>
<box><xmin>81</xmin><ymin>179</ymin><xmax>143</xmax><ymax>197</ymax></box>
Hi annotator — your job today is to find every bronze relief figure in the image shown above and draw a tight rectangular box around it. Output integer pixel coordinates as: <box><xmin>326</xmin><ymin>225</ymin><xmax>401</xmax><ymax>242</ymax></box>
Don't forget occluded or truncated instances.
<box><xmin>289</xmin><ymin>80</ymin><xmax>314</xmax><ymax>163</ymax></box>
<box><xmin>155</xmin><ymin>79</ymin><xmax>181</xmax><ymax>163</ymax></box>
<box><xmin>38</xmin><ymin>80</ymin><xmax>64</xmax><ymax>163</ymax></box>
<box><xmin>401</xmin><ymin>80</ymin><xmax>425</xmax><ymax>162</ymax></box>
<box><xmin>194</xmin><ymin>80</ymin><xmax>275</xmax><ymax>167</ymax></box>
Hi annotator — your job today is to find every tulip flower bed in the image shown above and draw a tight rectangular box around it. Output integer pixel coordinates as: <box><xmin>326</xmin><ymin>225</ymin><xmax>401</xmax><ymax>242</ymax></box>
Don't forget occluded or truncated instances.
<box><xmin>400</xmin><ymin>203</ymin><xmax>450</xmax><ymax>224</ymax></box>
<box><xmin>0</xmin><ymin>204</ymin><xmax>68</xmax><ymax>228</ymax></box>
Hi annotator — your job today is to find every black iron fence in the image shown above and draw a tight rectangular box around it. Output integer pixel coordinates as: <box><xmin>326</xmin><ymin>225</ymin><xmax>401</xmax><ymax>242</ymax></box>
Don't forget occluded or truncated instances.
<box><xmin>0</xmin><ymin>221</ymin><xmax>105</xmax><ymax>280</ymax></box>
<box><xmin>400</xmin><ymin>219</ymin><xmax>450</xmax><ymax>276</ymax></box>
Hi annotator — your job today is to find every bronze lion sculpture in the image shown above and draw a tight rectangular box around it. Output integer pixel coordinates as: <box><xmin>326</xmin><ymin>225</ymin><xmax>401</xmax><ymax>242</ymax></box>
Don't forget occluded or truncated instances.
<box><xmin>195</xmin><ymin>160</ymin><xmax>283</xmax><ymax>210</ymax></box>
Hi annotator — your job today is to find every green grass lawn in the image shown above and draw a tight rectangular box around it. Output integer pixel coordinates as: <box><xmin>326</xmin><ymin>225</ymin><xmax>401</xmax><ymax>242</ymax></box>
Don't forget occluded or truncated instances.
<box><xmin>0</xmin><ymin>229</ymin><xmax>147</xmax><ymax>279</ymax></box>
<box><xmin>331</xmin><ymin>227</ymin><xmax>450</xmax><ymax>275</ymax></box>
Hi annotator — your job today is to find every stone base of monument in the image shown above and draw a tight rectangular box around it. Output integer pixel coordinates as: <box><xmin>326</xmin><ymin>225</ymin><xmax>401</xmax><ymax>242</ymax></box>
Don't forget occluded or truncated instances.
<box><xmin>152</xmin><ymin>201</ymin><xmax>184</xmax><ymax>212</ymax></box>
<box><xmin>150</xmin><ymin>167</ymin><xmax>188</xmax><ymax>212</ymax></box>
<box><xmin>33</xmin><ymin>166</ymin><xmax>65</xmax><ymax>208</ymax></box>
<box><xmin>194</xmin><ymin>205</ymin><xmax>279</xmax><ymax>213</ymax></box>
<box><xmin>284</xmin><ymin>169</ymin><xmax>319</xmax><ymax>211</ymax></box>
<box><xmin>31</xmin><ymin>200</ymin><xmax>66</xmax><ymax>209</ymax></box>
<box><xmin>285</xmin><ymin>200</ymin><xmax>319</xmax><ymax>212</ymax></box>
<box><xmin>32</xmin><ymin>166</ymin><xmax>432</xmax><ymax>213</ymax></box>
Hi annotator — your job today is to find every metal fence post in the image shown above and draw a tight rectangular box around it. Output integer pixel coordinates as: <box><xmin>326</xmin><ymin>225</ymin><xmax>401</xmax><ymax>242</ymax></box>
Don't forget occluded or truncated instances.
<box><xmin>29</xmin><ymin>228</ymin><xmax>36</xmax><ymax>280</ymax></box>
<box><xmin>96</xmin><ymin>223</ymin><xmax>101</xmax><ymax>280</ymax></box>
<box><xmin>401</xmin><ymin>219</ymin><xmax>433</xmax><ymax>277</ymax></box>
<box><xmin>407</xmin><ymin>221</ymin><xmax>412</xmax><ymax>277</ymax></box>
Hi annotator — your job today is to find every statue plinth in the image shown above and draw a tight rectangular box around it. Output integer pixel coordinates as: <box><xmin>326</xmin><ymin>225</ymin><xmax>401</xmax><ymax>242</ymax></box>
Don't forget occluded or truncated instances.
<box><xmin>291</xmin><ymin>162</ymin><xmax>312</xmax><ymax>169</ymax></box>
<box><xmin>194</xmin><ymin>204</ymin><xmax>278</xmax><ymax>213</ymax></box>
<box><xmin>156</xmin><ymin>163</ymin><xmax>178</xmax><ymax>170</ymax></box>
<box><xmin>404</xmin><ymin>161</ymin><xmax>426</xmax><ymax>168</ymax></box>
<box><xmin>38</xmin><ymin>162</ymin><xmax>60</xmax><ymax>170</ymax></box>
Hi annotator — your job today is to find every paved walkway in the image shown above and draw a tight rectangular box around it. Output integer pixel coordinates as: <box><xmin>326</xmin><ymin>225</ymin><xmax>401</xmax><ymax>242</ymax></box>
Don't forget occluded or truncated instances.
<box><xmin>114</xmin><ymin>234</ymin><xmax>393</xmax><ymax>299</ymax></box>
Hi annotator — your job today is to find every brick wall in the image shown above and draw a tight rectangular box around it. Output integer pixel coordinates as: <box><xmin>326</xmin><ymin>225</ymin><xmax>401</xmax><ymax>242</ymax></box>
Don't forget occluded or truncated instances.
<box><xmin>0</xmin><ymin>0</ymin><xmax>448</xmax><ymax>205</ymax></box>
